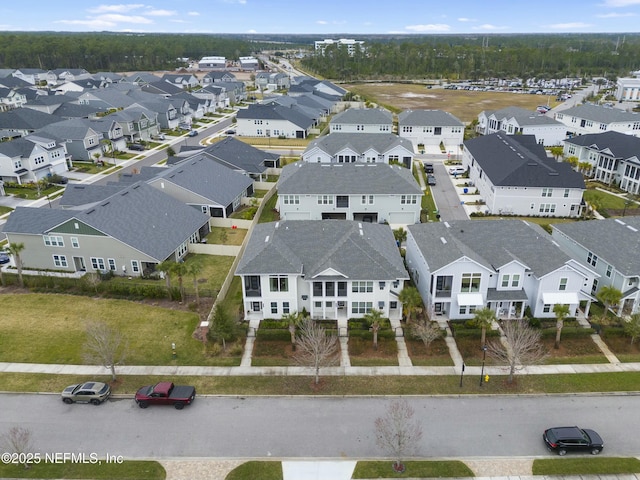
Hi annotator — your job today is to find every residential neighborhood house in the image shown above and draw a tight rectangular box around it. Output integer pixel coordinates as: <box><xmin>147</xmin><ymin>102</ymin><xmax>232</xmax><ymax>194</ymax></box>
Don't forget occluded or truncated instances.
<box><xmin>398</xmin><ymin>109</ymin><xmax>465</xmax><ymax>154</ymax></box>
<box><xmin>476</xmin><ymin>106</ymin><xmax>566</xmax><ymax>146</ymax></box>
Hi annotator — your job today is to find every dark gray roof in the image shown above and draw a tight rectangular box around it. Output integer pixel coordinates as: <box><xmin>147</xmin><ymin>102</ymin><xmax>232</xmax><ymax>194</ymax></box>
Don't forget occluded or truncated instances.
<box><xmin>0</xmin><ymin>108</ymin><xmax>59</xmax><ymax>130</ymax></box>
<box><xmin>236</xmin><ymin>220</ymin><xmax>408</xmax><ymax>280</ymax></box>
<box><xmin>398</xmin><ymin>109</ymin><xmax>463</xmax><ymax>127</ymax></box>
<box><xmin>59</xmin><ymin>184</ymin><xmax>127</xmax><ymax>208</ymax></box>
<box><xmin>408</xmin><ymin>219</ymin><xmax>572</xmax><ymax>278</ymax></box>
<box><xmin>487</xmin><ymin>106</ymin><xmax>562</xmax><ymax>127</ymax></box>
<box><xmin>198</xmin><ymin>137</ymin><xmax>278</xmax><ymax>174</ymax></box>
<box><xmin>464</xmin><ymin>133</ymin><xmax>585</xmax><ymax>188</ymax></box>
<box><xmin>5</xmin><ymin>182</ymin><xmax>209</xmax><ymax>262</ymax></box>
<box><xmin>278</xmin><ymin>162</ymin><xmax>422</xmax><ymax>195</ymax></box>
<box><xmin>0</xmin><ymin>137</ymin><xmax>37</xmax><ymax>158</ymax></box>
<box><xmin>236</xmin><ymin>103</ymin><xmax>315</xmax><ymax>129</ymax></box>
<box><xmin>559</xmin><ymin>104</ymin><xmax>640</xmax><ymax>124</ymax></box>
<box><xmin>552</xmin><ymin>217</ymin><xmax>640</xmax><ymax>276</ymax></box>
<box><xmin>564</xmin><ymin>131</ymin><xmax>640</xmax><ymax>160</ymax></box>
<box><xmin>306</xmin><ymin>132</ymin><xmax>414</xmax><ymax>156</ymax></box>
<box><xmin>37</xmin><ymin>118</ymin><xmax>97</xmax><ymax>141</ymax></box>
<box><xmin>331</xmin><ymin>108</ymin><xmax>393</xmax><ymax>125</ymax></box>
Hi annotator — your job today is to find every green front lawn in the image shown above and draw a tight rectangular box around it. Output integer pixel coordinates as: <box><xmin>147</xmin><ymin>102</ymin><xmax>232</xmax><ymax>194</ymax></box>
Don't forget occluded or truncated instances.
<box><xmin>0</xmin><ymin>460</ymin><xmax>165</xmax><ymax>479</ymax></box>
<box><xmin>225</xmin><ymin>461</ymin><xmax>283</xmax><ymax>480</ymax></box>
<box><xmin>352</xmin><ymin>460</ymin><xmax>474</xmax><ymax>478</ymax></box>
<box><xmin>533</xmin><ymin>457</ymin><xmax>640</xmax><ymax>475</ymax></box>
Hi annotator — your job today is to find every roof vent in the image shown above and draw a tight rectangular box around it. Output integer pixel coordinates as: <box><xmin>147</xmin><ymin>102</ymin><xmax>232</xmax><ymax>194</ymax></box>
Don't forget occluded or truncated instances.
<box><xmin>264</xmin><ymin>235</ymin><xmax>270</xmax><ymax>242</ymax></box>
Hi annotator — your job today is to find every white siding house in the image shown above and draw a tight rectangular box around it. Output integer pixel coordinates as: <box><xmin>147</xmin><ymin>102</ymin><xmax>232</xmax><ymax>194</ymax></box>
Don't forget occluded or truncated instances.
<box><xmin>277</xmin><ymin>162</ymin><xmax>422</xmax><ymax>227</ymax></box>
<box><xmin>553</xmin><ymin>104</ymin><xmax>640</xmax><ymax>137</ymax></box>
<box><xmin>463</xmin><ymin>133</ymin><xmax>585</xmax><ymax>217</ymax></box>
<box><xmin>329</xmin><ymin>108</ymin><xmax>393</xmax><ymax>134</ymax></box>
<box><xmin>398</xmin><ymin>109</ymin><xmax>464</xmax><ymax>154</ymax></box>
<box><xmin>476</xmin><ymin>106</ymin><xmax>566</xmax><ymax>146</ymax></box>
<box><xmin>405</xmin><ymin>220</ymin><xmax>597</xmax><ymax>320</ymax></box>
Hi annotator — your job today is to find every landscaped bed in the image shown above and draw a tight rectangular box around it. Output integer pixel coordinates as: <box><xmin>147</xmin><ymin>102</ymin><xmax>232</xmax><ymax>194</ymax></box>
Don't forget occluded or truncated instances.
<box><xmin>405</xmin><ymin>337</ymin><xmax>453</xmax><ymax>366</ymax></box>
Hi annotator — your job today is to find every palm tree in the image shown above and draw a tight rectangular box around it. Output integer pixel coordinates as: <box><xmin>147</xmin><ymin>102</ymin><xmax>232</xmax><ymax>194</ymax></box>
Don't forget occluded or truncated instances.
<box><xmin>170</xmin><ymin>261</ymin><xmax>189</xmax><ymax>303</ymax></box>
<box><xmin>186</xmin><ymin>260</ymin><xmax>204</xmax><ymax>305</ymax></box>
<box><xmin>6</xmin><ymin>243</ymin><xmax>25</xmax><ymax>288</ymax></box>
<box><xmin>156</xmin><ymin>260</ymin><xmax>175</xmax><ymax>300</ymax></box>
<box><xmin>597</xmin><ymin>285</ymin><xmax>622</xmax><ymax>325</ymax></box>
<box><xmin>472</xmin><ymin>307</ymin><xmax>496</xmax><ymax>347</ymax></box>
<box><xmin>552</xmin><ymin>303</ymin><xmax>570</xmax><ymax>349</ymax></box>
<box><xmin>364</xmin><ymin>308</ymin><xmax>384</xmax><ymax>350</ymax></box>
<box><xmin>398</xmin><ymin>286</ymin><xmax>422</xmax><ymax>324</ymax></box>
<box><xmin>282</xmin><ymin>311</ymin><xmax>301</xmax><ymax>350</ymax></box>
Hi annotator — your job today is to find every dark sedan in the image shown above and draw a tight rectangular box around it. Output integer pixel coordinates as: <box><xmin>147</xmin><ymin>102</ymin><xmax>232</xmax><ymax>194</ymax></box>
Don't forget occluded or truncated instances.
<box><xmin>543</xmin><ymin>426</ymin><xmax>603</xmax><ymax>456</ymax></box>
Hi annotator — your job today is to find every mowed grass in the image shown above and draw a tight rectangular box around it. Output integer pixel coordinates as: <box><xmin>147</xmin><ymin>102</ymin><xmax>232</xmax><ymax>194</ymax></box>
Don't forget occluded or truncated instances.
<box><xmin>0</xmin><ymin>460</ymin><xmax>165</xmax><ymax>479</ymax></box>
<box><xmin>352</xmin><ymin>460</ymin><xmax>474</xmax><ymax>479</ymax></box>
<box><xmin>342</xmin><ymin>83</ymin><xmax>560</xmax><ymax>123</ymax></box>
<box><xmin>533</xmin><ymin>457</ymin><xmax>640</xmax><ymax>475</ymax></box>
<box><xmin>0</xmin><ymin>293</ymin><xmax>213</xmax><ymax>365</ymax></box>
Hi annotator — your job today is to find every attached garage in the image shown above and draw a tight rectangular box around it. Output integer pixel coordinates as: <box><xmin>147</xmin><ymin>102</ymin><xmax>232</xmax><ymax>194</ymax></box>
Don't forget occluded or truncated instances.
<box><xmin>283</xmin><ymin>212</ymin><xmax>311</xmax><ymax>220</ymax></box>
<box><xmin>388</xmin><ymin>212</ymin><xmax>417</xmax><ymax>226</ymax></box>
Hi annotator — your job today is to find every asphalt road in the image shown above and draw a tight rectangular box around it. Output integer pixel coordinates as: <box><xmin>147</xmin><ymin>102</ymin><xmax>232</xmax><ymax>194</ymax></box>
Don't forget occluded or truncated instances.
<box><xmin>2</xmin><ymin>393</ymin><xmax>638</xmax><ymax>459</ymax></box>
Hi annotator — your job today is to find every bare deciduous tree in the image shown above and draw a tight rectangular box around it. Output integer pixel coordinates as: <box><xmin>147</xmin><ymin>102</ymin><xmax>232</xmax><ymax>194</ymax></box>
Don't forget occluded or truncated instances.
<box><xmin>411</xmin><ymin>320</ymin><xmax>442</xmax><ymax>354</ymax></box>
<box><xmin>293</xmin><ymin>318</ymin><xmax>339</xmax><ymax>385</ymax></box>
<box><xmin>83</xmin><ymin>272</ymin><xmax>102</xmax><ymax>294</ymax></box>
<box><xmin>374</xmin><ymin>399</ymin><xmax>423</xmax><ymax>473</ymax></box>
<box><xmin>487</xmin><ymin>319</ymin><xmax>547</xmax><ymax>383</ymax></box>
<box><xmin>82</xmin><ymin>321</ymin><xmax>127</xmax><ymax>381</ymax></box>
<box><xmin>624</xmin><ymin>313</ymin><xmax>640</xmax><ymax>345</ymax></box>
<box><xmin>2</xmin><ymin>426</ymin><xmax>34</xmax><ymax>469</ymax></box>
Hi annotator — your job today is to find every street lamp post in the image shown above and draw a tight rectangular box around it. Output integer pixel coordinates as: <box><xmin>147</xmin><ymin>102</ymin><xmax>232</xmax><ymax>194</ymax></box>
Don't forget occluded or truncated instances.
<box><xmin>479</xmin><ymin>345</ymin><xmax>487</xmax><ymax>387</ymax></box>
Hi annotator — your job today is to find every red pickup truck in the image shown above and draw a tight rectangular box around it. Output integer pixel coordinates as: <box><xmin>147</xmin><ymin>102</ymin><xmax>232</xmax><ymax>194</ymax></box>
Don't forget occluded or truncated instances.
<box><xmin>135</xmin><ymin>381</ymin><xmax>196</xmax><ymax>409</ymax></box>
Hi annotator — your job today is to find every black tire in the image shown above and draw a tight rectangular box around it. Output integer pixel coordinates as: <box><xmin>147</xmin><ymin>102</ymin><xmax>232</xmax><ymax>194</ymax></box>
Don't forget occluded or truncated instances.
<box><xmin>137</xmin><ymin>401</ymin><xmax>149</xmax><ymax>409</ymax></box>
<box><xmin>558</xmin><ymin>449</ymin><xmax>567</xmax><ymax>456</ymax></box>
<box><xmin>91</xmin><ymin>399</ymin><xmax>101</xmax><ymax>406</ymax></box>
<box><xmin>174</xmin><ymin>402</ymin><xmax>185</xmax><ymax>410</ymax></box>
<box><xmin>591</xmin><ymin>448</ymin><xmax>601</xmax><ymax>455</ymax></box>
<box><xmin>62</xmin><ymin>398</ymin><xmax>73</xmax><ymax>404</ymax></box>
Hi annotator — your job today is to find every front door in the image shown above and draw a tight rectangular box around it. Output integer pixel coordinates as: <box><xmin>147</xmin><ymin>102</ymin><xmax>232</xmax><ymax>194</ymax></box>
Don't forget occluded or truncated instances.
<box><xmin>73</xmin><ymin>256</ymin><xmax>86</xmax><ymax>272</ymax></box>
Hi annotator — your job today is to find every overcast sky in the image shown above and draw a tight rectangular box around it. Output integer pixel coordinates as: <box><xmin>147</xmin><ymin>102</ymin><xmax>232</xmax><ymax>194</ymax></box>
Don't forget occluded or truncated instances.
<box><xmin>2</xmin><ymin>0</ymin><xmax>639</xmax><ymax>34</ymax></box>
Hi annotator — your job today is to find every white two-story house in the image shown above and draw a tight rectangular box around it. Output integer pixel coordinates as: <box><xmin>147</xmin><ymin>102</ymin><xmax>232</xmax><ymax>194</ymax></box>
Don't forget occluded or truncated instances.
<box><xmin>302</xmin><ymin>133</ymin><xmax>415</xmax><ymax>170</ymax></box>
<box><xmin>463</xmin><ymin>133</ymin><xmax>585</xmax><ymax>217</ymax></box>
<box><xmin>552</xmin><ymin>217</ymin><xmax>640</xmax><ymax>316</ymax></box>
<box><xmin>277</xmin><ymin>162</ymin><xmax>422</xmax><ymax>227</ymax></box>
<box><xmin>235</xmin><ymin>220</ymin><xmax>409</xmax><ymax>322</ymax></box>
<box><xmin>554</xmin><ymin>104</ymin><xmax>640</xmax><ymax>137</ymax></box>
<box><xmin>476</xmin><ymin>106</ymin><xmax>566</xmax><ymax>146</ymax></box>
<box><xmin>398</xmin><ymin>109</ymin><xmax>464</xmax><ymax>154</ymax></box>
<box><xmin>0</xmin><ymin>135</ymin><xmax>69</xmax><ymax>184</ymax></box>
<box><xmin>329</xmin><ymin>108</ymin><xmax>393</xmax><ymax>134</ymax></box>
<box><xmin>405</xmin><ymin>220</ymin><xmax>597</xmax><ymax>320</ymax></box>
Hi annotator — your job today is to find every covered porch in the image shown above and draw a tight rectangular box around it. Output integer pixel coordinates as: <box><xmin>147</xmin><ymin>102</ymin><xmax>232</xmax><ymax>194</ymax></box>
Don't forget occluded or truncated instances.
<box><xmin>486</xmin><ymin>288</ymin><xmax>528</xmax><ymax>319</ymax></box>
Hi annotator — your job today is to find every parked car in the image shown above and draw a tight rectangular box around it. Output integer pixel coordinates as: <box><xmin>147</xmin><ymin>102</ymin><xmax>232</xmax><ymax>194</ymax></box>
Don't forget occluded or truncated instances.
<box><xmin>61</xmin><ymin>381</ymin><xmax>111</xmax><ymax>405</ymax></box>
<box><xmin>135</xmin><ymin>381</ymin><xmax>196</xmax><ymax>409</ymax></box>
<box><xmin>537</xmin><ymin>105</ymin><xmax>551</xmax><ymax>114</ymax></box>
<box><xmin>423</xmin><ymin>163</ymin><xmax>434</xmax><ymax>174</ymax></box>
<box><xmin>152</xmin><ymin>133</ymin><xmax>165</xmax><ymax>140</ymax></box>
<box><xmin>127</xmin><ymin>143</ymin><xmax>145</xmax><ymax>151</ymax></box>
<box><xmin>543</xmin><ymin>426</ymin><xmax>604</xmax><ymax>456</ymax></box>
<box><xmin>427</xmin><ymin>174</ymin><xmax>437</xmax><ymax>186</ymax></box>
<box><xmin>224</xmin><ymin>129</ymin><xmax>236</xmax><ymax>135</ymax></box>
<box><xmin>188</xmin><ymin>130</ymin><xmax>198</xmax><ymax>137</ymax></box>
<box><xmin>0</xmin><ymin>252</ymin><xmax>10</xmax><ymax>264</ymax></box>
<box><xmin>448</xmin><ymin>166</ymin><xmax>466</xmax><ymax>175</ymax></box>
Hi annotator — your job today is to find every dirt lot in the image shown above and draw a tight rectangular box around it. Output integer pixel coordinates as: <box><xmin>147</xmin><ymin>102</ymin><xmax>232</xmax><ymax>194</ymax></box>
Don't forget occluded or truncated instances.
<box><xmin>342</xmin><ymin>83</ymin><xmax>561</xmax><ymax>123</ymax></box>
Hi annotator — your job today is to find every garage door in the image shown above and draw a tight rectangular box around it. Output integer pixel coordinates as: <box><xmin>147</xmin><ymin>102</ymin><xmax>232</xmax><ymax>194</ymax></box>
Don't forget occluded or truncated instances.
<box><xmin>388</xmin><ymin>212</ymin><xmax>416</xmax><ymax>226</ymax></box>
<box><xmin>283</xmin><ymin>212</ymin><xmax>311</xmax><ymax>220</ymax></box>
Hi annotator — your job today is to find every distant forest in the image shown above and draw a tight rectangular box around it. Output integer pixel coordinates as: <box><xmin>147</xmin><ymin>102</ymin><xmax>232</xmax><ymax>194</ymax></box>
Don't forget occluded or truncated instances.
<box><xmin>1</xmin><ymin>32</ymin><xmax>639</xmax><ymax>82</ymax></box>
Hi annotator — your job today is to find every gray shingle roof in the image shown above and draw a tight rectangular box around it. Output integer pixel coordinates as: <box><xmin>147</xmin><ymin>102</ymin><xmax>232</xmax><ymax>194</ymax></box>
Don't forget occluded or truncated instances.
<box><xmin>558</xmin><ymin>104</ymin><xmax>640</xmax><ymax>124</ymax></box>
<box><xmin>552</xmin><ymin>217</ymin><xmax>640</xmax><ymax>276</ymax></box>
<box><xmin>564</xmin><ymin>131</ymin><xmax>640</xmax><ymax>160</ymax></box>
<box><xmin>464</xmin><ymin>133</ymin><xmax>585</xmax><ymax>188</ymax></box>
<box><xmin>236</xmin><ymin>103</ymin><xmax>315</xmax><ymax>129</ymax></box>
<box><xmin>488</xmin><ymin>106</ymin><xmax>562</xmax><ymax>127</ymax></box>
<box><xmin>331</xmin><ymin>108</ymin><xmax>393</xmax><ymax>125</ymax></box>
<box><xmin>199</xmin><ymin>137</ymin><xmax>278</xmax><ymax>174</ymax></box>
<box><xmin>408</xmin><ymin>219</ymin><xmax>572</xmax><ymax>278</ymax></box>
<box><xmin>278</xmin><ymin>162</ymin><xmax>422</xmax><ymax>195</ymax></box>
<box><xmin>59</xmin><ymin>184</ymin><xmax>127</xmax><ymax>208</ymax></box>
<box><xmin>398</xmin><ymin>109</ymin><xmax>464</xmax><ymax>127</ymax></box>
<box><xmin>236</xmin><ymin>220</ymin><xmax>408</xmax><ymax>280</ymax></box>
<box><xmin>305</xmin><ymin>133</ymin><xmax>414</xmax><ymax>156</ymax></box>
<box><xmin>0</xmin><ymin>108</ymin><xmax>59</xmax><ymax>130</ymax></box>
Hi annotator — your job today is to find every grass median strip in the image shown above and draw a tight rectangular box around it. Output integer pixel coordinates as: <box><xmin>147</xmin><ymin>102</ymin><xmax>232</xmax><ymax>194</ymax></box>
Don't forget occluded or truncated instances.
<box><xmin>533</xmin><ymin>457</ymin><xmax>640</xmax><ymax>475</ymax></box>
<box><xmin>225</xmin><ymin>461</ymin><xmax>283</xmax><ymax>480</ymax></box>
<box><xmin>0</xmin><ymin>460</ymin><xmax>165</xmax><ymax>479</ymax></box>
<box><xmin>352</xmin><ymin>460</ymin><xmax>474</xmax><ymax>478</ymax></box>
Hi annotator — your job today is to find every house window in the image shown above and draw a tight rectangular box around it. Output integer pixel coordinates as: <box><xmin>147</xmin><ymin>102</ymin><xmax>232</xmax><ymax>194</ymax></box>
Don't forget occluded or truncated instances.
<box><xmin>459</xmin><ymin>305</ymin><xmax>468</xmax><ymax>315</ymax></box>
<box><xmin>108</xmin><ymin>259</ymin><xmax>117</xmax><ymax>271</ymax></box>
<box><xmin>390</xmin><ymin>301</ymin><xmax>398</xmax><ymax>309</ymax></box>
<box><xmin>43</xmin><ymin>235</ymin><xmax>64</xmax><ymax>247</ymax></box>
<box><xmin>542</xmin><ymin>188</ymin><xmax>553</xmax><ymax>197</ymax></box>
<box><xmin>313</xmin><ymin>282</ymin><xmax>323</xmax><ymax>296</ymax></box>
<box><xmin>314</xmin><ymin>301</ymin><xmax>322</xmax><ymax>308</ymax></box>
<box><xmin>282</xmin><ymin>195</ymin><xmax>300</xmax><ymax>205</ymax></box>
<box><xmin>559</xmin><ymin>277</ymin><xmax>568</xmax><ymax>291</ymax></box>
<box><xmin>325</xmin><ymin>282</ymin><xmax>335</xmax><ymax>296</ymax></box>
<box><xmin>245</xmin><ymin>276</ymin><xmax>261</xmax><ymax>296</ymax></box>
<box><xmin>352</xmin><ymin>281</ymin><xmax>373</xmax><ymax>293</ymax></box>
<box><xmin>587</xmin><ymin>252</ymin><xmax>598</xmax><ymax>267</ymax></box>
<box><xmin>543</xmin><ymin>304</ymin><xmax>551</xmax><ymax>313</ymax></box>
<box><xmin>606</xmin><ymin>265</ymin><xmax>612</xmax><ymax>278</ymax></box>
<box><xmin>351</xmin><ymin>301</ymin><xmax>373</xmax><ymax>314</ymax></box>
<box><xmin>131</xmin><ymin>260</ymin><xmax>140</xmax><ymax>273</ymax></box>
<box><xmin>379</xmin><ymin>281</ymin><xmax>386</xmax><ymax>290</ymax></box>
<box><xmin>539</xmin><ymin>203</ymin><xmax>556</xmax><ymax>213</ymax></box>
<box><xmin>460</xmin><ymin>273</ymin><xmax>481</xmax><ymax>292</ymax></box>
<box><xmin>283</xmin><ymin>302</ymin><xmax>290</xmax><ymax>314</ymax></box>
<box><xmin>71</xmin><ymin>237</ymin><xmax>79</xmax><ymax>248</ymax></box>
<box><xmin>317</xmin><ymin>195</ymin><xmax>333</xmax><ymax>205</ymax></box>
<box><xmin>361</xmin><ymin>195</ymin><xmax>374</xmax><ymax>205</ymax></box>
<box><xmin>400</xmin><ymin>195</ymin><xmax>417</xmax><ymax>205</ymax></box>
<box><xmin>511</xmin><ymin>274</ymin><xmax>520</xmax><ymax>287</ymax></box>
<box><xmin>501</xmin><ymin>275</ymin><xmax>510</xmax><ymax>288</ymax></box>
<box><xmin>251</xmin><ymin>301</ymin><xmax>261</xmax><ymax>312</ymax></box>
<box><xmin>388</xmin><ymin>155</ymin><xmax>399</xmax><ymax>163</ymax></box>
<box><xmin>271</xmin><ymin>302</ymin><xmax>278</xmax><ymax>314</ymax></box>
<box><xmin>269</xmin><ymin>276</ymin><xmax>289</xmax><ymax>292</ymax></box>
<box><xmin>91</xmin><ymin>257</ymin><xmax>105</xmax><ymax>270</ymax></box>
<box><xmin>591</xmin><ymin>278</ymin><xmax>598</xmax><ymax>295</ymax></box>
<box><xmin>563</xmin><ymin>189</ymin><xmax>570</xmax><ymax>198</ymax></box>
<box><xmin>53</xmin><ymin>255</ymin><xmax>67</xmax><ymax>268</ymax></box>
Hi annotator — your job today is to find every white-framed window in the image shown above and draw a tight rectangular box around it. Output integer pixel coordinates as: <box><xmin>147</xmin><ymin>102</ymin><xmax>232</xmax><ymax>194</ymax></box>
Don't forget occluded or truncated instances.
<box><xmin>271</xmin><ymin>302</ymin><xmax>278</xmax><ymax>314</ymax></box>
<box><xmin>251</xmin><ymin>301</ymin><xmax>261</xmax><ymax>312</ymax></box>
<box><xmin>460</xmin><ymin>273</ymin><xmax>481</xmax><ymax>292</ymax></box>
<box><xmin>53</xmin><ymin>255</ymin><xmax>67</xmax><ymax>268</ymax></box>
<box><xmin>351</xmin><ymin>301</ymin><xmax>373</xmax><ymax>314</ymax></box>
<box><xmin>352</xmin><ymin>281</ymin><xmax>373</xmax><ymax>293</ymax></box>
<box><xmin>108</xmin><ymin>259</ymin><xmax>117</xmax><ymax>271</ymax></box>
<box><xmin>269</xmin><ymin>276</ymin><xmax>289</xmax><ymax>292</ymax></box>
<box><xmin>563</xmin><ymin>189</ymin><xmax>570</xmax><ymax>198</ymax></box>
<box><xmin>587</xmin><ymin>252</ymin><xmax>598</xmax><ymax>267</ymax></box>
<box><xmin>542</xmin><ymin>188</ymin><xmax>553</xmax><ymax>197</ymax></box>
<box><xmin>71</xmin><ymin>237</ymin><xmax>79</xmax><ymax>248</ymax></box>
<box><xmin>606</xmin><ymin>265</ymin><xmax>612</xmax><ymax>278</ymax></box>
<box><xmin>91</xmin><ymin>257</ymin><xmax>105</xmax><ymax>270</ymax></box>
<box><xmin>43</xmin><ymin>235</ymin><xmax>64</xmax><ymax>247</ymax></box>
<box><xmin>283</xmin><ymin>302</ymin><xmax>290</xmax><ymax>314</ymax></box>
<box><xmin>361</xmin><ymin>195</ymin><xmax>374</xmax><ymax>205</ymax></box>
<box><xmin>131</xmin><ymin>260</ymin><xmax>140</xmax><ymax>273</ymax></box>
<box><xmin>400</xmin><ymin>195</ymin><xmax>417</xmax><ymax>205</ymax></box>
<box><xmin>501</xmin><ymin>275</ymin><xmax>510</xmax><ymax>288</ymax></box>
<box><xmin>282</xmin><ymin>195</ymin><xmax>300</xmax><ymax>205</ymax></box>
<box><xmin>559</xmin><ymin>277</ymin><xmax>568</xmax><ymax>291</ymax></box>
<box><xmin>543</xmin><ymin>304</ymin><xmax>551</xmax><ymax>313</ymax></box>
<box><xmin>317</xmin><ymin>195</ymin><xmax>333</xmax><ymax>205</ymax></box>
<box><xmin>539</xmin><ymin>203</ymin><xmax>556</xmax><ymax>213</ymax></box>
<box><xmin>511</xmin><ymin>274</ymin><xmax>520</xmax><ymax>287</ymax></box>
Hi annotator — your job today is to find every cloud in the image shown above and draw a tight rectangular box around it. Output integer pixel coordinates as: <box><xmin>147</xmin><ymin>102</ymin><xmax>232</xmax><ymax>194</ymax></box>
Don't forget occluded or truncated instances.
<box><xmin>146</xmin><ymin>9</ymin><xmax>176</xmax><ymax>17</ymax></box>
<box><xmin>405</xmin><ymin>23</ymin><xmax>451</xmax><ymax>32</ymax></box>
<box><xmin>599</xmin><ymin>0</ymin><xmax>640</xmax><ymax>5</ymax></box>
<box><xmin>187</xmin><ymin>11</ymin><xmax>200</xmax><ymax>16</ymax></box>
<box><xmin>457</xmin><ymin>17</ymin><xmax>477</xmax><ymax>22</ymax></box>
<box><xmin>87</xmin><ymin>4</ymin><xmax>144</xmax><ymax>14</ymax></box>
<box><xmin>548</xmin><ymin>22</ymin><xmax>593</xmax><ymax>29</ymax></box>
<box><xmin>221</xmin><ymin>0</ymin><xmax>247</xmax><ymax>3</ymax></box>
<box><xmin>596</xmin><ymin>11</ymin><xmax>636</xmax><ymax>17</ymax></box>
<box><xmin>316</xmin><ymin>20</ymin><xmax>328</xmax><ymax>25</ymax></box>
<box><xmin>471</xmin><ymin>24</ymin><xmax>509</xmax><ymax>31</ymax></box>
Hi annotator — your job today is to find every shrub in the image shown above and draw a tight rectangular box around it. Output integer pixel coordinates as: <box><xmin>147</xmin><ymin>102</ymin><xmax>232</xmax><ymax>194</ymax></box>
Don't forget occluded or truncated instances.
<box><xmin>256</xmin><ymin>329</ymin><xmax>291</xmax><ymax>341</ymax></box>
